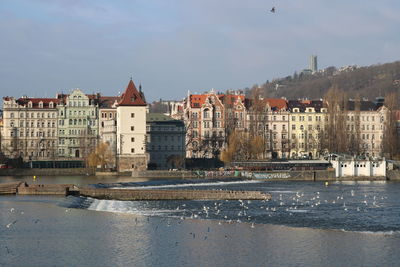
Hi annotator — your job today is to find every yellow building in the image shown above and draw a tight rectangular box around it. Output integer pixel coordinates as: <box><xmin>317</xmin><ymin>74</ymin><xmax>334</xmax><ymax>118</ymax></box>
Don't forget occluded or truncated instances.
<box><xmin>288</xmin><ymin>100</ymin><xmax>327</xmax><ymax>159</ymax></box>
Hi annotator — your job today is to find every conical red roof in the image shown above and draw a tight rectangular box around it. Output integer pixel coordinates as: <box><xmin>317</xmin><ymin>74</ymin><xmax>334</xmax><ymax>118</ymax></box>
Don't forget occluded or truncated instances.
<box><xmin>118</xmin><ymin>80</ymin><xmax>147</xmax><ymax>106</ymax></box>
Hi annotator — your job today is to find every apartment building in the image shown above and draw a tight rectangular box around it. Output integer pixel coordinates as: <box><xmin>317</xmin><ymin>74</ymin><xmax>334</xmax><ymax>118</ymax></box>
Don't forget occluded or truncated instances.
<box><xmin>288</xmin><ymin>100</ymin><xmax>327</xmax><ymax>159</ymax></box>
<box><xmin>2</xmin><ymin>96</ymin><xmax>59</xmax><ymax>161</ymax></box>
<box><xmin>183</xmin><ymin>90</ymin><xmax>245</xmax><ymax>159</ymax></box>
<box><xmin>57</xmin><ymin>89</ymin><xmax>99</xmax><ymax>159</ymax></box>
<box><xmin>345</xmin><ymin>100</ymin><xmax>386</xmax><ymax>157</ymax></box>
<box><xmin>146</xmin><ymin>113</ymin><xmax>185</xmax><ymax>169</ymax></box>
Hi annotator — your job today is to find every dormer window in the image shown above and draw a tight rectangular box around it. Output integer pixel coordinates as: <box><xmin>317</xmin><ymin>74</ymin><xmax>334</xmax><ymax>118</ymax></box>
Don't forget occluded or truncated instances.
<box><xmin>39</xmin><ymin>101</ymin><xmax>43</xmax><ymax>108</ymax></box>
<box><xmin>131</xmin><ymin>95</ymin><xmax>136</xmax><ymax>102</ymax></box>
<box><xmin>28</xmin><ymin>101</ymin><xmax>33</xmax><ymax>108</ymax></box>
<box><xmin>293</xmin><ymin>108</ymin><xmax>299</xmax><ymax>112</ymax></box>
<box><xmin>49</xmin><ymin>102</ymin><xmax>54</xmax><ymax>108</ymax></box>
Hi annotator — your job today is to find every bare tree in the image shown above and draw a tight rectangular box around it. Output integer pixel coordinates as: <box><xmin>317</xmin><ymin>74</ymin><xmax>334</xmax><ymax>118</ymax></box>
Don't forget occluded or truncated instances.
<box><xmin>382</xmin><ymin>92</ymin><xmax>399</xmax><ymax>158</ymax></box>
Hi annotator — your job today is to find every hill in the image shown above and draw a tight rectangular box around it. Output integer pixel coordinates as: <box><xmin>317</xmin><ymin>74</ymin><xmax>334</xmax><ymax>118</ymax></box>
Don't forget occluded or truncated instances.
<box><xmin>246</xmin><ymin>61</ymin><xmax>400</xmax><ymax>101</ymax></box>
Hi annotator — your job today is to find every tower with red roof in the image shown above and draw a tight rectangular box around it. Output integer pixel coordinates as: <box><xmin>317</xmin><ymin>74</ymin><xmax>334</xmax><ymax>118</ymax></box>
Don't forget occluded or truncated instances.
<box><xmin>116</xmin><ymin>79</ymin><xmax>148</xmax><ymax>171</ymax></box>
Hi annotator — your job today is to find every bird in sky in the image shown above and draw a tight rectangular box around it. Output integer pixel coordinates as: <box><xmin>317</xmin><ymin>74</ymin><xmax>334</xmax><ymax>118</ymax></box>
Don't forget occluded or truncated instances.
<box><xmin>270</xmin><ymin>7</ymin><xmax>276</xmax><ymax>13</ymax></box>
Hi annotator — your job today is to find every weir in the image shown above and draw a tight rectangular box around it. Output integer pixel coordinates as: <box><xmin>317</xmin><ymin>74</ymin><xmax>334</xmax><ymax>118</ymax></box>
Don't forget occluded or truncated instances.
<box><xmin>0</xmin><ymin>182</ymin><xmax>271</xmax><ymax>201</ymax></box>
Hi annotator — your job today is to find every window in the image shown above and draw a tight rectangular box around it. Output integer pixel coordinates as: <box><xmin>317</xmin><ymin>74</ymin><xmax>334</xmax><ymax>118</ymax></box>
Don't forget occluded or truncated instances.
<box><xmin>131</xmin><ymin>137</ymin><xmax>135</xmax><ymax>142</ymax></box>
<box><xmin>131</xmin><ymin>126</ymin><xmax>135</xmax><ymax>131</ymax></box>
<box><xmin>131</xmin><ymin>148</ymin><xmax>135</xmax><ymax>153</ymax></box>
<box><xmin>203</xmin><ymin>109</ymin><xmax>210</xmax><ymax>118</ymax></box>
<box><xmin>292</xmin><ymin>125</ymin><xmax>296</xmax><ymax>130</ymax></box>
<box><xmin>131</xmin><ymin>113</ymin><xmax>135</xmax><ymax>118</ymax></box>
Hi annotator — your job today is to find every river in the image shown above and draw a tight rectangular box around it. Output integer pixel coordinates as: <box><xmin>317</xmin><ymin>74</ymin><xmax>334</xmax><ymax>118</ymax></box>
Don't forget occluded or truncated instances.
<box><xmin>1</xmin><ymin>176</ymin><xmax>399</xmax><ymax>266</ymax></box>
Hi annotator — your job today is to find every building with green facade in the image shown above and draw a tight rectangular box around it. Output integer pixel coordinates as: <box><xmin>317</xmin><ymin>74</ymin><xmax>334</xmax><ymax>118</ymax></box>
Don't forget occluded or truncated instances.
<box><xmin>57</xmin><ymin>89</ymin><xmax>99</xmax><ymax>159</ymax></box>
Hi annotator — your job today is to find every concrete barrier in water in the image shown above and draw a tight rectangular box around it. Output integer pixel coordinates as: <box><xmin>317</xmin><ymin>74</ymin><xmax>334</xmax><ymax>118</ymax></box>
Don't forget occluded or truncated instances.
<box><xmin>0</xmin><ymin>182</ymin><xmax>271</xmax><ymax>201</ymax></box>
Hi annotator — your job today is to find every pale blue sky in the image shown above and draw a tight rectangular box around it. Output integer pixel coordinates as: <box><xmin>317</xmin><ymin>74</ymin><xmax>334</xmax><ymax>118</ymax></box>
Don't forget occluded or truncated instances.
<box><xmin>1</xmin><ymin>0</ymin><xmax>400</xmax><ymax>101</ymax></box>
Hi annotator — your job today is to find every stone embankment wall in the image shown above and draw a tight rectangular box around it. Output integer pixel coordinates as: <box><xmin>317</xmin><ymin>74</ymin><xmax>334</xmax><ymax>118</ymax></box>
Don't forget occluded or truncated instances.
<box><xmin>387</xmin><ymin>170</ymin><xmax>400</xmax><ymax>181</ymax></box>
<box><xmin>0</xmin><ymin>168</ymin><xmax>94</xmax><ymax>176</ymax></box>
<box><xmin>0</xmin><ymin>182</ymin><xmax>22</xmax><ymax>194</ymax></box>
<box><xmin>132</xmin><ymin>170</ymin><xmax>335</xmax><ymax>180</ymax></box>
<box><xmin>79</xmin><ymin>188</ymin><xmax>270</xmax><ymax>201</ymax></box>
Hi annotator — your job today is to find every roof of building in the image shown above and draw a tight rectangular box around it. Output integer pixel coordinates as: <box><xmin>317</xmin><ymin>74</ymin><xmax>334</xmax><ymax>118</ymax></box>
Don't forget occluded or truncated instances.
<box><xmin>99</xmin><ymin>96</ymin><xmax>120</xmax><ymax>108</ymax></box>
<box><xmin>118</xmin><ymin>80</ymin><xmax>147</xmax><ymax>106</ymax></box>
<box><xmin>263</xmin><ymin>98</ymin><xmax>288</xmax><ymax>111</ymax></box>
<box><xmin>147</xmin><ymin>113</ymin><xmax>184</xmax><ymax>124</ymax></box>
<box><xmin>245</xmin><ymin>98</ymin><xmax>287</xmax><ymax>111</ymax></box>
<box><xmin>189</xmin><ymin>93</ymin><xmax>245</xmax><ymax>108</ymax></box>
<box><xmin>347</xmin><ymin>100</ymin><xmax>379</xmax><ymax>111</ymax></box>
<box><xmin>288</xmin><ymin>99</ymin><xmax>324</xmax><ymax>112</ymax></box>
<box><xmin>219</xmin><ymin>94</ymin><xmax>245</xmax><ymax>106</ymax></box>
<box><xmin>15</xmin><ymin>97</ymin><xmax>60</xmax><ymax>108</ymax></box>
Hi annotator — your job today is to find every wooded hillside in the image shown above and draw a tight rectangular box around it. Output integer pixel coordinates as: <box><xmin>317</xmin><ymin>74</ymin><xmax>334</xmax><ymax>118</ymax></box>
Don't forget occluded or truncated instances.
<box><xmin>246</xmin><ymin>61</ymin><xmax>400</xmax><ymax>102</ymax></box>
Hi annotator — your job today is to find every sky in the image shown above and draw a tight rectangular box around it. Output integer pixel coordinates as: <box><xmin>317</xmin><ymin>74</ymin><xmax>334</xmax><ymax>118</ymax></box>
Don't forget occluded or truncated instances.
<box><xmin>1</xmin><ymin>0</ymin><xmax>400</xmax><ymax>102</ymax></box>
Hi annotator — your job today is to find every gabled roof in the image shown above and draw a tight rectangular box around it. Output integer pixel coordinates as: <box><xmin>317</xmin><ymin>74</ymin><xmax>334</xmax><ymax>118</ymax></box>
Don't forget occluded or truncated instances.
<box><xmin>118</xmin><ymin>80</ymin><xmax>147</xmax><ymax>106</ymax></box>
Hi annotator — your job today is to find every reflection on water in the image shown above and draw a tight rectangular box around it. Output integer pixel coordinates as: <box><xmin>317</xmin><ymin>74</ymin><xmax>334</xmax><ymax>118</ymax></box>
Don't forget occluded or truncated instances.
<box><xmin>1</xmin><ymin>177</ymin><xmax>400</xmax><ymax>266</ymax></box>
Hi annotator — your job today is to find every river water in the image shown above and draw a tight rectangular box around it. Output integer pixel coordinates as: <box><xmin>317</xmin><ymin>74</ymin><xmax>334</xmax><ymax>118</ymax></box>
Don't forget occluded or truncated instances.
<box><xmin>1</xmin><ymin>176</ymin><xmax>400</xmax><ymax>267</ymax></box>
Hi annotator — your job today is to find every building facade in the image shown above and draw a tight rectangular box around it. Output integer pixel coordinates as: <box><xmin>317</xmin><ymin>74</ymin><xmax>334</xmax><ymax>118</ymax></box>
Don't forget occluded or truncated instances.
<box><xmin>2</xmin><ymin>96</ymin><xmax>59</xmax><ymax>161</ymax></box>
<box><xmin>288</xmin><ymin>100</ymin><xmax>327</xmax><ymax>159</ymax></box>
<box><xmin>146</xmin><ymin>113</ymin><xmax>185</xmax><ymax>169</ymax></box>
<box><xmin>98</xmin><ymin>96</ymin><xmax>119</xmax><ymax>168</ymax></box>
<box><xmin>57</xmin><ymin>89</ymin><xmax>99</xmax><ymax>159</ymax></box>
<box><xmin>183</xmin><ymin>90</ymin><xmax>245</xmax><ymax>159</ymax></box>
<box><xmin>116</xmin><ymin>80</ymin><xmax>148</xmax><ymax>171</ymax></box>
<box><xmin>344</xmin><ymin>100</ymin><xmax>386</xmax><ymax>157</ymax></box>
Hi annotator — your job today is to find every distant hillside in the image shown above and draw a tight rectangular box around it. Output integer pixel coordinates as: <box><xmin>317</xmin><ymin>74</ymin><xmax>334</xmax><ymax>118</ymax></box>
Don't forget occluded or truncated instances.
<box><xmin>246</xmin><ymin>61</ymin><xmax>400</xmax><ymax>101</ymax></box>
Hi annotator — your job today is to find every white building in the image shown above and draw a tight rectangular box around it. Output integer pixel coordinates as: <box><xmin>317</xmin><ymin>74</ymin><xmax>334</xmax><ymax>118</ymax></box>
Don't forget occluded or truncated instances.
<box><xmin>331</xmin><ymin>159</ymin><xmax>386</xmax><ymax>177</ymax></box>
<box><xmin>2</xmin><ymin>96</ymin><xmax>58</xmax><ymax>161</ymax></box>
<box><xmin>116</xmin><ymin>79</ymin><xmax>148</xmax><ymax>171</ymax></box>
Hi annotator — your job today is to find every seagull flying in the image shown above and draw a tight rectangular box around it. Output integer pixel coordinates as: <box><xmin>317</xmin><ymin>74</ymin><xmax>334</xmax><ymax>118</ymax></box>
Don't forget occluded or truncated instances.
<box><xmin>270</xmin><ymin>7</ymin><xmax>276</xmax><ymax>13</ymax></box>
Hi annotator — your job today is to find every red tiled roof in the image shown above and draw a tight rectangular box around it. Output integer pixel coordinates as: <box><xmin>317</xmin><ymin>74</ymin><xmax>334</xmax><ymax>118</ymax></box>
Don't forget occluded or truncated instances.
<box><xmin>118</xmin><ymin>80</ymin><xmax>147</xmax><ymax>106</ymax></box>
<box><xmin>263</xmin><ymin>98</ymin><xmax>288</xmax><ymax>110</ymax></box>
<box><xmin>190</xmin><ymin>94</ymin><xmax>208</xmax><ymax>108</ymax></box>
